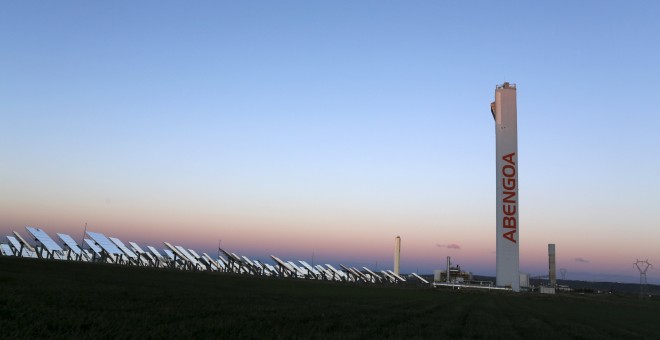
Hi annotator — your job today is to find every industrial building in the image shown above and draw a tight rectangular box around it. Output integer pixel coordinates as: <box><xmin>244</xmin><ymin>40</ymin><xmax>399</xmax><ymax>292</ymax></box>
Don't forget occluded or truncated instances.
<box><xmin>433</xmin><ymin>256</ymin><xmax>473</xmax><ymax>283</ymax></box>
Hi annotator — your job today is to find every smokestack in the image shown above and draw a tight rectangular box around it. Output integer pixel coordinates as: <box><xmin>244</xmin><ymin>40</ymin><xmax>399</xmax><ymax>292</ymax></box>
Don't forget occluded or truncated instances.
<box><xmin>394</xmin><ymin>236</ymin><xmax>401</xmax><ymax>275</ymax></box>
<box><xmin>446</xmin><ymin>256</ymin><xmax>451</xmax><ymax>283</ymax></box>
<box><xmin>548</xmin><ymin>244</ymin><xmax>556</xmax><ymax>286</ymax></box>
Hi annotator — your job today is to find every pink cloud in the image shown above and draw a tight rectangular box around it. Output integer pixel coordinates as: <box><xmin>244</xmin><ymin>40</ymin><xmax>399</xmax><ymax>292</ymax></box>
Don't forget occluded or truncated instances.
<box><xmin>437</xmin><ymin>243</ymin><xmax>461</xmax><ymax>250</ymax></box>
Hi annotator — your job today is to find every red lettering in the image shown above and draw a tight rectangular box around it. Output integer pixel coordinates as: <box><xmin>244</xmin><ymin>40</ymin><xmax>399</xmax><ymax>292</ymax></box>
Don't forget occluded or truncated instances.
<box><xmin>503</xmin><ymin>190</ymin><xmax>516</xmax><ymax>203</ymax></box>
<box><xmin>502</xmin><ymin>164</ymin><xmax>516</xmax><ymax>177</ymax></box>
<box><xmin>503</xmin><ymin>177</ymin><xmax>516</xmax><ymax>190</ymax></box>
<box><xmin>502</xmin><ymin>152</ymin><xmax>516</xmax><ymax>165</ymax></box>
<box><xmin>503</xmin><ymin>230</ymin><xmax>517</xmax><ymax>243</ymax></box>
<box><xmin>503</xmin><ymin>204</ymin><xmax>516</xmax><ymax>216</ymax></box>
<box><xmin>500</xmin><ymin>152</ymin><xmax>518</xmax><ymax>244</ymax></box>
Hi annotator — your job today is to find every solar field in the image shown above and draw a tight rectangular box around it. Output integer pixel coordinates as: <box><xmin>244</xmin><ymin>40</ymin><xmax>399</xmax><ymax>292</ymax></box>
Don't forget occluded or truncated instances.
<box><xmin>2</xmin><ymin>227</ymin><xmax>411</xmax><ymax>285</ymax></box>
<box><xmin>1</xmin><ymin>256</ymin><xmax>660</xmax><ymax>338</ymax></box>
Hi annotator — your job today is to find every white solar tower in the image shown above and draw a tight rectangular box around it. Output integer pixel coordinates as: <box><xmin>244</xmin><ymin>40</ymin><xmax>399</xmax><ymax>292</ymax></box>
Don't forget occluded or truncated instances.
<box><xmin>491</xmin><ymin>82</ymin><xmax>520</xmax><ymax>291</ymax></box>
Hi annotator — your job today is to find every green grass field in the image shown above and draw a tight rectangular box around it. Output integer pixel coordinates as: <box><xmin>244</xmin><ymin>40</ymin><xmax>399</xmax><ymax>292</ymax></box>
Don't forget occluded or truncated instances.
<box><xmin>1</xmin><ymin>257</ymin><xmax>659</xmax><ymax>338</ymax></box>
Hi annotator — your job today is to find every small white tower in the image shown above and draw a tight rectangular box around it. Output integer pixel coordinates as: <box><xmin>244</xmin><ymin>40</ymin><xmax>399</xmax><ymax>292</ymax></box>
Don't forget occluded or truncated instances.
<box><xmin>394</xmin><ymin>236</ymin><xmax>401</xmax><ymax>275</ymax></box>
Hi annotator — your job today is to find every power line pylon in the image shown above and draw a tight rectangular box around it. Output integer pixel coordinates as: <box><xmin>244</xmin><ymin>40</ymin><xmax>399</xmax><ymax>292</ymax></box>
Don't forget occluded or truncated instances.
<box><xmin>633</xmin><ymin>259</ymin><xmax>652</xmax><ymax>299</ymax></box>
<box><xmin>560</xmin><ymin>268</ymin><xmax>567</xmax><ymax>281</ymax></box>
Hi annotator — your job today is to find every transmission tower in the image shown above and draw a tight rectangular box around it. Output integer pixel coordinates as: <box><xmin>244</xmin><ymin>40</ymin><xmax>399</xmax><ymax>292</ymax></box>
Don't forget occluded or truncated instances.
<box><xmin>560</xmin><ymin>268</ymin><xmax>567</xmax><ymax>281</ymax></box>
<box><xmin>633</xmin><ymin>259</ymin><xmax>652</xmax><ymax>299</ymax></box>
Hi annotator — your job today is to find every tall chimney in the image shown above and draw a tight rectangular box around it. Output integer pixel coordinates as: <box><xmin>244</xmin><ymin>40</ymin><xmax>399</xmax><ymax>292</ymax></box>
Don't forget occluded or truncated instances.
<box><xmin>446</xmin><ymin>256</ymin><xmax>451</xmax><ymax>283</ymax></box>
<box><xmin>394</xmin><ymin>236</ymin><xmax>401</xmax><ymax>275</ymax></box>
<box><xmin>548</xmin><ymin>244</ymin><xmax>556</xmax><ymax>286</ymax></box>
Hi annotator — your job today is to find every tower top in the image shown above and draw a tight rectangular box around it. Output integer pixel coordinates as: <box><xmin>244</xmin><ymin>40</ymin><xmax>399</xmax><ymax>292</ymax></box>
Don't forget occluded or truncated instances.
<box><xmin>496</xmin><ymin>82</ymin><xmax>516</xmax><ymax>89</ymax></box>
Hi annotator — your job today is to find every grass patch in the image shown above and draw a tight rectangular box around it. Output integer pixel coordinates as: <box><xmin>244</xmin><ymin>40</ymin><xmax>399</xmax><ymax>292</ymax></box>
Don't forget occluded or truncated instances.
<box><xmin>1</xmin><ymin>256</ymin><xmax>659</xmax><ymax>338</ymax></box>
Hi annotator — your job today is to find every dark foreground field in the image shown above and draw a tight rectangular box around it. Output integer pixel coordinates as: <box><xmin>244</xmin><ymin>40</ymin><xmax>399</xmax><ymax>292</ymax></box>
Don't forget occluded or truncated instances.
<box><xmin>1</xmin><ymin>257</ymin><xmax>659</xmax><ymax>339</ymax></box>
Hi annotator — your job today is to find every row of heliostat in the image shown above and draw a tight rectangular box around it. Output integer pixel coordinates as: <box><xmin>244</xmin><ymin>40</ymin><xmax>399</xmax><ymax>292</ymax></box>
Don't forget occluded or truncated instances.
<box><xmin>1</xmin><ymin>226</ymin><xmax>428</xmax><ymax>284</ymax></box>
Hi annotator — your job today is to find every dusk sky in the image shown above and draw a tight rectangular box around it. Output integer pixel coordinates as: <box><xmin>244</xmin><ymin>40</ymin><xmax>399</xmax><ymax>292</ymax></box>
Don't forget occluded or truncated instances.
<box><xmin>1</xmin><ymin>1</ymin><xmax>659</xmax><ymax>283</ymax></box>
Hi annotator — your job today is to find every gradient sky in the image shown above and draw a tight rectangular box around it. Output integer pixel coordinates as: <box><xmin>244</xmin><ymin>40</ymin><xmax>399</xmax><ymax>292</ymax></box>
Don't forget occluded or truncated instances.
<box><xmin>1</xmin><ymin>1</ymin><xmax>659</xmax><ymax>284</ymax></box>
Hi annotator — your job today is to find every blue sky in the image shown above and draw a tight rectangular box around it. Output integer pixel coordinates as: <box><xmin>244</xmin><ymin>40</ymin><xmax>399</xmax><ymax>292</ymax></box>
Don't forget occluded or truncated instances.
<box><xmin>1</xmin><ymin>1</ymin><xmax>659</xmax><ymax>283</ymax></box>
